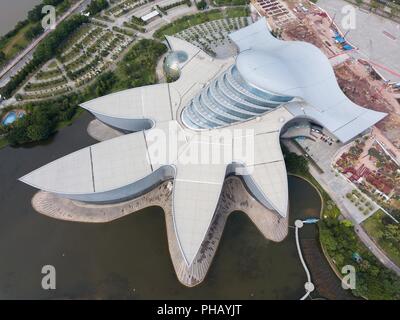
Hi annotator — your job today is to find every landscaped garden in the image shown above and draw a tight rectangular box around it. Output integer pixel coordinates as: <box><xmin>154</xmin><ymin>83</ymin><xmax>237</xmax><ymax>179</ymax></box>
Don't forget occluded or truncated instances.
<box><xmin>345</xmin><ymin>189</ymin><xmax>375</xmax><ymax>216</ymax></box>
<box><xmin>0</xmin><ymin>0</ymin><xmax>74</xmax><ymax>68</ymax></box>
<box><xmin>153</xmin><ymin>7</ymin><xmax>250</xmax><ymax>39</ymax></box>
<box><xmin>16</xmin><ymin>20</ymin><xmax>133</xmax><ymax>101</ymax></box>
<box><xmin>282</xmin><ymin>145</ymin><xmax>400</xmax><ymax>300</ymax></box>
<box><xmin>362</xmin><ymin>209</ymin><xmax>400</xmax><ymax>267</ymax></box>
<box><xmin>174</xmin><ymin>17</ymin><xmax>250</xmax><ymax>56</ymax></box>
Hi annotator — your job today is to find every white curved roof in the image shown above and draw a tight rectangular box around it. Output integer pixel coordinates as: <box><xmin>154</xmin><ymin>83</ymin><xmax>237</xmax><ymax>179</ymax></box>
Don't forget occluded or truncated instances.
<box><xmin>21</xmin><ymin>19</ymin><xmax>386</xmax><ymax>266</ymax></box>
<box><xmin>20</xmin><ymin>131</ymin><xmax>152</xmax><ymax>195</ymax></box>
<box><xmin>80</xmin><ymin>36</ymin><xmax>234</xmax><ymax>126</ymax></box>
<box><xmin>80</xmin><ymin>83</ymin><xmax>173</xmax><ymax>122</ymax></box>
<box><xmin>20</xmin><ymin>109</ymin><xmax>292</xmax><ymax>265</ymax></box>
<box><xmin>230</xmin><ymin>18</ymin><xmax>386</xmax><ymax>142</ymax></box>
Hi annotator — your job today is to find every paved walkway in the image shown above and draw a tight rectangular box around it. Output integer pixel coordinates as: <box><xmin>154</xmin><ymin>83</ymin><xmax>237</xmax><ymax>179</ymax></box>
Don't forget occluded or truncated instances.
<box><xmin>356</xmin><ymin>226</ymin><xmax>400</xmax><ymax>275</ymax></box>
<box><xmin>295</xmin><ymin>220</ymin><xmax>314</xmax><ymax>300</ymax></box>
<box><xmin>288</xmin><ymin>136</ymin><xmax>378</xmax><ymax>224</ymax></box>
<box><xmin>284</xmin><ymin>139</ymin><xmax>400</xmax><ymax>276</ymax></box>
<box><xmin>309</xmin><ymin>163</ymin><xmax>400</xmax><ymax>276</ymax></box>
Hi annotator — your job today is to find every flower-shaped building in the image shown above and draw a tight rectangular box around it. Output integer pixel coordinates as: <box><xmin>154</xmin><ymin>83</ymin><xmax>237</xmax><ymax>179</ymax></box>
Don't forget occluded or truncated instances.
<box><xmin>20</xmin><ymin>18</ymin><xmax>386</xmax><ymax>279</ymax></box>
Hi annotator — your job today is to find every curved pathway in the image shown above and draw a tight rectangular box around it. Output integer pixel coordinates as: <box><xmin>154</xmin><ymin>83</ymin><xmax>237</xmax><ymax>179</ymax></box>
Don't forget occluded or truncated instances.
<box><xmin>295</xmin><ymin>220</ymin><xmax>314</xmax><ymax>300</ymax></box>
<box><xmin>0</xmin><ymin>0</ymin><xmax>90</xmax><ymax>89</ymax></box>
<box><xmin>285</xmin><ymin>139</ymin><xmax>400</xmax><ymax>277</ymax></box>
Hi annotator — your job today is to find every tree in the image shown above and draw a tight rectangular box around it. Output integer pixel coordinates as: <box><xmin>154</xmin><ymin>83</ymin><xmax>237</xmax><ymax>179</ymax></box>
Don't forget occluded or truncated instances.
<box><xmin>25</xmin><ymin>22</ymin><xmax>44</xmax><ymax>40</ymax></box>
<box><xmin>0</xmin><ymin>14</ymin><xmax>88</xmax><ymax>98</ymax></box>
<box><xmin>27</xmin><ymin>124</ymin><xmax>50</xmax><ymax>141</ymax></box>
<box><xmin>0</xmin><ymin>51</ymin><xmax>5</xmax><ymax>64</ymax></box>
<box><xmin>284</xmin><ymin>152</ymin><xmax>309</xmax><ymax>175</ymax></box>
<box><xmin>86</xmin><ymin>0</ymin><xmax>109</xmax><ymax>15</ymax></box>
<box><xmin>382</xmin><ymin>224</ymin><xmax>400</xmax><ymax>245</ymax></box>
<box><xmin>6</xmin><ymin>119</ymin><xmax>30</xmax><ymax>145</ymax></box>
<box><xmin>320</xmin><ymin>228</ymin><xmax>337</xmax><ymax>252</ymax></box>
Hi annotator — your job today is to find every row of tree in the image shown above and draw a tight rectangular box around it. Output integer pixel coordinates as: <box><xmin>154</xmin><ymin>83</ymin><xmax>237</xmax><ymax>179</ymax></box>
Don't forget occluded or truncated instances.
<box><xmin>281</xmin><ymin>147</ymin><xmax>400</xmax><ymax>300</ymax></box>
<box><xmin>0</xmin><ymin>14</ymin><xmax>89</xmax><ymax>98</ymax></box>
<box><xmin>2</xmin><ymin>39</ymin><xmax>167</xmax><ymax>146</ymax></box>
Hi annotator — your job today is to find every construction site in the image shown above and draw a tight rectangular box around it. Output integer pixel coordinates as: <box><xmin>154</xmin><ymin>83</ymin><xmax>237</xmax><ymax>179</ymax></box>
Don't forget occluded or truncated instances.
<box><xmin>251</xmin><ymin>0</ymin><xmax>400</xmax><ymax>160</ymax></box>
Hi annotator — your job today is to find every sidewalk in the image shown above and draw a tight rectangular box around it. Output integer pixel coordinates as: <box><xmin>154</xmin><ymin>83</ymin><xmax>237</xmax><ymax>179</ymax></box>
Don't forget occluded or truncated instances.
<box><xmin>284</xmin><ymin>139</ymin><xmax>400</xmax><ymax>276</ymax></box>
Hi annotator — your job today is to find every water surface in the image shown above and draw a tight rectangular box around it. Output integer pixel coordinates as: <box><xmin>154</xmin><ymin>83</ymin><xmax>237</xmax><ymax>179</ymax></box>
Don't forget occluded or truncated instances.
<box><xmin>0</xmin><ymin>0</ymin><xmax>42</xmax><ymax>36</ymax></box>
<box><xmin>0</xmin><ymin>112</ymin><xmax>325</xmax><ymax>299</ymax></box>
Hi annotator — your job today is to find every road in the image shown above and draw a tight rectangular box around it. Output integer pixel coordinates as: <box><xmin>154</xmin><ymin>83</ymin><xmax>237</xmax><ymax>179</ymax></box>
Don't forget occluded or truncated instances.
<box><xmin>0</xmin><ymin>0</ymin><xmax>91</xmax><ymax>91</ymax></box>
<box><xmin>284</xmin><ymin>139</ymin><xmax>400</xmax><ymax>277</ymax></box>
<box><xmin>2</xmin><ymin>0</ymin><xmax>197</xmax><ymax>107</ymax></box>
<box><xmin>309</xmin><ymin>159</ymin><xmax>400</xmax><ymax>277</ymax></box>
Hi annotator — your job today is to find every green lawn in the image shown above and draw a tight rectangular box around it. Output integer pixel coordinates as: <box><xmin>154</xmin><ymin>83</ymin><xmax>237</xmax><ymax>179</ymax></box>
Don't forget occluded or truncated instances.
<box><xmin>362</xmin><ymin>210</ymin><xmax>400</xmax><ymax>267</ymax></box>
<box><xmin>213</xmin><ymin>0</ymin><xmax>249</xmax><ymax>5</ymax></box>
<box><xmin>1</xmin><ymin>23</ymin><xmax>33</xmax><ymax>60</ymax></box>
<box><xmin>36</xmin><ymin>67</ymin><xmax>62</xmax><ymax>80</ymax></box>
<box><xmin>154</xmin><ymin>7</ymin><xmax>249</xmax><ymax>39</ymax></box>
<box><xmin>303</xmin><ymin>172</ymin><xmax>400</xmax><ymax>299</ymax></box>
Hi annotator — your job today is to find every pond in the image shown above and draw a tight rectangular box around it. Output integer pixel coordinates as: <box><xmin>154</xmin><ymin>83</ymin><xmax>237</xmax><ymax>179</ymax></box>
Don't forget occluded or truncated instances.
<box><xmin>0</xmin><ymin>112</ymin><xmax>342</xmax><ymax>299</ymax></box>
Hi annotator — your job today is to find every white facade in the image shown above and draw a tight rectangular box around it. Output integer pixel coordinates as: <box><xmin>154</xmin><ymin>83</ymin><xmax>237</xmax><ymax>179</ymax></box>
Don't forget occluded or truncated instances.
<box><xmin>20</xmin><ymin>18</ymin><xmax>386</xmax><ymax>266</ymax></box>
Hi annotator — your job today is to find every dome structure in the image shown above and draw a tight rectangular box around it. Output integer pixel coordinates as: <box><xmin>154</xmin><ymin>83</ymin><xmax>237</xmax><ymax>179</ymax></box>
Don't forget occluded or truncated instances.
<box><xmin>163</xmin><ymin>50</ymin><xmax>189</xmax><ymax>81</ymax></box>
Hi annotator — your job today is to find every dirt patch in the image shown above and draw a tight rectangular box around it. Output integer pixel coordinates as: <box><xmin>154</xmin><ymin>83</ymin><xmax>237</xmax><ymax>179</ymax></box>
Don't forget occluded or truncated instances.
<box><xmin>334</xmin><ymin>61</ymin><xmax>400</xmax><ymax>149</ymax></box>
